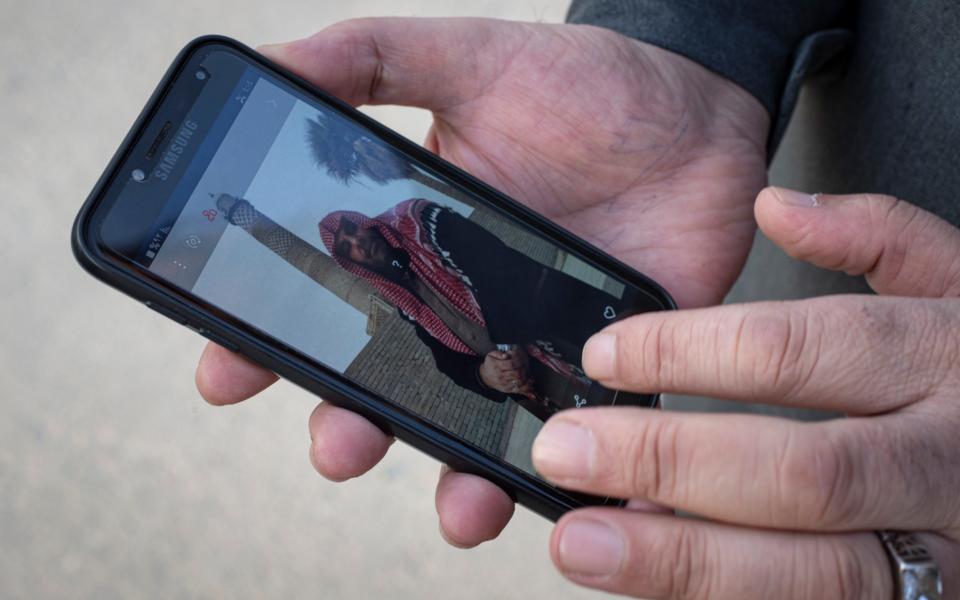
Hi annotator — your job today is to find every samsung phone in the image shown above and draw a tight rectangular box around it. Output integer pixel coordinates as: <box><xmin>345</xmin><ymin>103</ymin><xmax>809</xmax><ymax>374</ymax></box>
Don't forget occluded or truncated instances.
<box><xmin>72</xmin><ymin>36</ymin><xmax>676</xmax><ymax>521</ymax></box>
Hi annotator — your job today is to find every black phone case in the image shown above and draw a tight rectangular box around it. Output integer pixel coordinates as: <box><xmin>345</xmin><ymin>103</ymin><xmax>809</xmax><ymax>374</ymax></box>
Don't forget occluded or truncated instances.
<box><xmin>71</xmin><ymin>35</ymin><xmax>677</xmax><ymax>521</ymax></box>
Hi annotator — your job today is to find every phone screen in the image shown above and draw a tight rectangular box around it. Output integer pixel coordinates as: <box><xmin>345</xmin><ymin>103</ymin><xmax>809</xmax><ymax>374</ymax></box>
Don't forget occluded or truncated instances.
<box><xmin>98</xmin><ymin>45</ymin><xmax>665</xmax><ymax>486</ymax></box>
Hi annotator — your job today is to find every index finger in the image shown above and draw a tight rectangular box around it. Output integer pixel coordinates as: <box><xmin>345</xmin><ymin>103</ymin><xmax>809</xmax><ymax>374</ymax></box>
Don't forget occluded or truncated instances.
<box><xmin>582</xmin><ymin>295</ymin><xmax>951</xmax><ymax>414</ymax></box>
<box><xmin>534</xmin><ymin>407</ymin><xmax>955</xmax><ymax>533</ymax></box>
<box><xmin>258</xmin><ymin>17</ymin><xmax>526</xmax><ymax>110</ymax></box>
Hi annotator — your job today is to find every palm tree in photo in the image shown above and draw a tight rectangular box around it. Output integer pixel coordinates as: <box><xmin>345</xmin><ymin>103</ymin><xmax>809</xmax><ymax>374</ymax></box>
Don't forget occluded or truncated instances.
<box><xmin>305</xmin><ymin>113</ymin><xmax>474</xmax><ymax>204</ymax></box>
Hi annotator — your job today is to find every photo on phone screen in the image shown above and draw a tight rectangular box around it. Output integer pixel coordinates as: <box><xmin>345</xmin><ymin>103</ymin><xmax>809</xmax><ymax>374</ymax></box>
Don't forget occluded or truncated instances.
<box><xmin>98</xmin><ymin>46</ymin><xmax>665</xmax><ymax>485</ymax></box>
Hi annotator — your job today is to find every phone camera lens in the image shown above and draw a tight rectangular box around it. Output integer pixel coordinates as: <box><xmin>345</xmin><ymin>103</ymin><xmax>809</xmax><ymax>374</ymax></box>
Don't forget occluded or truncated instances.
<box><xmin>195</xmin><ymin>69</ymin><xmax>208</xmax><ymax>81</ymax></box>
<box><xmin>131</xmin><ymin>168</ymin><xmax>146</xmax><ymax>182</ymax></box>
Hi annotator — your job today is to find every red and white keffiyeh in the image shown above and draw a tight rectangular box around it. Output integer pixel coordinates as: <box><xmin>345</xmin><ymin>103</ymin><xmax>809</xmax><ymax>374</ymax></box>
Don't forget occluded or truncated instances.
<box><xmin>319</xmin><ymin>199</ymin><xmax>483</xmax><ymax>355</ymax></box>
<box><xmin>319</xmin><ymin>199</ymin><xmax>592</xmax><ymax>400</ymax></box>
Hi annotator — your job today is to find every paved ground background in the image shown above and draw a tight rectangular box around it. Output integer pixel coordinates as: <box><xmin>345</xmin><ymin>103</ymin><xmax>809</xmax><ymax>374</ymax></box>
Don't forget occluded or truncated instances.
<box><xmin>0</xmin><ymin>1</ymin><xmax>615</xmax><ymax>598</ymax></box>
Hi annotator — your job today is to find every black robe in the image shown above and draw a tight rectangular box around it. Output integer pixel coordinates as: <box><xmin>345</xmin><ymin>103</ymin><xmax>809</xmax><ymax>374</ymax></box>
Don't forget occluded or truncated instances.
<box><xmin>401</xmin><ymin>204</ymin><xmax>650</xmax><ymax>421</ymax></box>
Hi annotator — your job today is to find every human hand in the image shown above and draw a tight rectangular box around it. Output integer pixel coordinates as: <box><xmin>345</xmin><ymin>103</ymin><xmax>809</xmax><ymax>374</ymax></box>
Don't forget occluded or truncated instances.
<box><xmin>532</xmin><ymin>187</ymin><xmax>960</xmax><ymax>599</ymax></box>
<box><xmin>478</xmin><ymin>349</ymin><xmax>533</xmax><ymax>395</ymax></box>
<box><xmin>196</xmin><ymin>17</ymin><xmax>770</xmax><ymax>547</ymax></box>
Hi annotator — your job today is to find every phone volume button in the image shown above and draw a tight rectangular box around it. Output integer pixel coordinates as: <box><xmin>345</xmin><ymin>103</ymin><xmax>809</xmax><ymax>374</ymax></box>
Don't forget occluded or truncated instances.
<box><xmin>145</xmin><ymin>301</ymin><xmax>188</xmax><ymax>324</ymax></box>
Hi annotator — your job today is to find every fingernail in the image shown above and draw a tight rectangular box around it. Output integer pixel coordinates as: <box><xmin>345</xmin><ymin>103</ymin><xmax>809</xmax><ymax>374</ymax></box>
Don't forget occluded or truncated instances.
<box><xmin>532</xmin><ymin>420</ymin><xmax>594</xmax><ymax>480</ymax></box>
<box><xmin>557</xmin><ymin>519</ymin><xmax>624</xmax><ymax>577</ymax></box>
<box><xmin>582</xmin><ymin>332</ymin><xmax>616</xmax><ymax>380</ymax></box>
<box><xmin>773</xmin><ymin>187</ymin><xmax>820</xmax><ymax>207</ymax></box>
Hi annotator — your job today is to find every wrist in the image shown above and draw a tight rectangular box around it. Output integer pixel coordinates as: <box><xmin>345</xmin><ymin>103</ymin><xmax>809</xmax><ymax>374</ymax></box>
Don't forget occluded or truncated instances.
<box><xmin>640</xmin><ymin>41</ymin><xmax>771</xmax><ymax>159</ymax></box>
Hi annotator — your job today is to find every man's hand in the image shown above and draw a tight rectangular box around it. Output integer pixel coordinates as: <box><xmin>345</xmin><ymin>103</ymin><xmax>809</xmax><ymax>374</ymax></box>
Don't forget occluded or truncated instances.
<box><xmin>196</xmin><ymin>17</ymin><xmax>769</xmax><ymax>548</ymax></box>
<box><xmin>478</xmin><ymin>349</ymin><xmax>533</xmax><ymax>395</ymax></box>
<box><xmin>533</xmin><ymin>188</ymin><xmax>960</xmax><ymax>599</ymax></box>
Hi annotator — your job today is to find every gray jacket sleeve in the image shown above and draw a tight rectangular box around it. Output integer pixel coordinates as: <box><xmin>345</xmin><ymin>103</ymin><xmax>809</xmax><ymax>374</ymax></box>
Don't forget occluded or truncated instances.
<box><xmin>567</xmin><ymin>0</ymin><xmax>851</xmax><ymax>118</ymax></box>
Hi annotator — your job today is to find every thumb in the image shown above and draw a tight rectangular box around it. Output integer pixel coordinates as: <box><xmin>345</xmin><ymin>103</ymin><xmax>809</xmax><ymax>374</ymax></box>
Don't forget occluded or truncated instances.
<box><xmin>258</xmin><ymin>17</ymin><xmax>523</xmax><ymax>110</ymax></box>
<box><xmin>756</xmin><ymin>187</ymin><xmax>960</xmax><ymax>297</ymax></box>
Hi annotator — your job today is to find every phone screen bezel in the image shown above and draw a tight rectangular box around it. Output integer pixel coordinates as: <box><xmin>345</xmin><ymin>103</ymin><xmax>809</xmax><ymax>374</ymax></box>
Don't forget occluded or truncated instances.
<box><xmin>72</xmin><ymin>36</ymin><xmax>677</xmax><ymax>520</ymax></box>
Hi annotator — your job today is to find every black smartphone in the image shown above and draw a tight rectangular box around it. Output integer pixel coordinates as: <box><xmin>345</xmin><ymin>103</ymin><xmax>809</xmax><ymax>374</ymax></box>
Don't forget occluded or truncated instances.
<box><xmin>72</xmin><ymin>36</ymin><xmax>676</xmax><ymax>521</ymax></box>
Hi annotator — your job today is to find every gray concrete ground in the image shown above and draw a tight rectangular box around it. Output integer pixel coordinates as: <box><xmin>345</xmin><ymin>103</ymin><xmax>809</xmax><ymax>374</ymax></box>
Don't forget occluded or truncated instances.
<box><xmin>0</xmin><ymin>1</ymin><xmax>613</xmax><ymax>598</ymax></box>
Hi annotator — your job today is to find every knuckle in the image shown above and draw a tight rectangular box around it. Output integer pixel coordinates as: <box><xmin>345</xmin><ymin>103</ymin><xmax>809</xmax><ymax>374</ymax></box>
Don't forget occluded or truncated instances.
<box><xmin>877</xmin><ymin>194</ymin><xmax>918</xmax><ymax>234</ymax></box>
<box><xmin>782</xmin><ymin>429</ymin><xmax>864</xmax><ymax>529</ymax></box>
<box><xmin>921</xmin><ymin>303</ymin><xmax>960</xmax><ymax>391</ymax></box>
<box><xmin>865</xmin><ymin>194</ymin><xmax>919</xmax><ymax>281</ymax></box>
<box><xmin>821</xmin><ymin>538</ymin><xmax>872</xmax><ymax>600</ymax></box>
<box><xmin>860</xmin><ymin>193</ymin><xmax>901</xmax><ymax>223</ymax></box>
<box><xmin>734</xmin><ymin>306</ymin><xmax>819</xmax><ymax>400</ymax></box>
<box><xmin>857</xmin><ymin>300</ymin><xmax>943</xmax><ymax>403</ymax></box>
<box><xmin>785</xmin><ymin>224</ymin><xmax>824</xmax><ymax>265</ymax></box>
<box><xmin>656</xmin><ymin>524</ymin><xmax>715</xmax><ymax>600</ymax></box>
<box><xmin>322</xmin><ymin>17</ymin><xmax>376</xmax><ymax>41</ymax></box>
<box><xmin>621</xmin><ymin>417</ymin><xmax>684</xmax><ymax>502</ymax></box>
<box><xmin>314</xmin><ymin>19</ymin><xmax>366</xmax><ymax>54</ymax></box>
<box><xmin>614</xmin><ymin>316</ymin><xmax>676</xmax><ymax>388</ymax></box>
<box><xmin>946</xmin><ymin>252</ymin><xmax>960</xmax><ymax>296</ymax></box>
<box><xmin>318</xmin><ymin>20</ymin><xmax>385</xmax><ymax>101</ymax></box>
<box><xmin>884</xmin><ymin>422</ymin><xmax>957</xmax><ymax>526</ymax></box>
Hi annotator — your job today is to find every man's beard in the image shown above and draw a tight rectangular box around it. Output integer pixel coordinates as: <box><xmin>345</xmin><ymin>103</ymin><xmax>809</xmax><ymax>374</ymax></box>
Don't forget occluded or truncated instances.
<box><xmin>369</xmin><ymin>246</ymin><xmax>411</xmax><ymax>283</ymax></box>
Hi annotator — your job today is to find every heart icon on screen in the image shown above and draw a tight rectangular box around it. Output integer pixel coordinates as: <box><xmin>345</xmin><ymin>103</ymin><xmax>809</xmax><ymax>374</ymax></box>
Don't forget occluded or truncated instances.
<box><xmin>603</xmin><ymin>306</ymin><xmax>616</xmax><ymax>320</ymax></box>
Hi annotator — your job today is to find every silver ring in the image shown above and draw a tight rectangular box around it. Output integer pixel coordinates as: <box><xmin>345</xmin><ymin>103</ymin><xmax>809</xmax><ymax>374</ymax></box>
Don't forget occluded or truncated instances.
<box><xmin>878</xmin><ymin>531</ymin><xmax>942</xmax><ymax>600</ymax></box>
